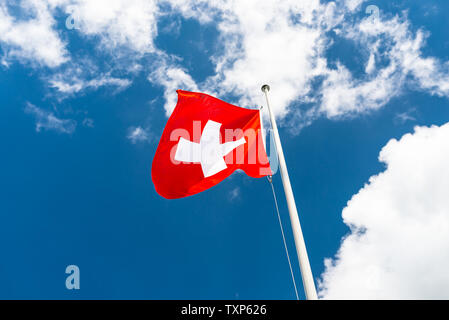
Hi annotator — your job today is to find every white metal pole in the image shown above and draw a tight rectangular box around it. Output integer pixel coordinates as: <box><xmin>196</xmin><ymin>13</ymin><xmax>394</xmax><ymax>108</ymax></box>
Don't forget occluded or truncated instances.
<box><xmin>261</xmin><ymin>84</ymin><xmax>318</xmax><ymax>300</ymax></box>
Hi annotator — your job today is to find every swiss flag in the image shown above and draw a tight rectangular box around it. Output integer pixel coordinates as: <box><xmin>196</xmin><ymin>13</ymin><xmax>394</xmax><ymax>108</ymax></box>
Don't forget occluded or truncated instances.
<box><xmin>152</xmin><ymin>90</ymin><xmax>272</xmax><ymax>199</ymax></box>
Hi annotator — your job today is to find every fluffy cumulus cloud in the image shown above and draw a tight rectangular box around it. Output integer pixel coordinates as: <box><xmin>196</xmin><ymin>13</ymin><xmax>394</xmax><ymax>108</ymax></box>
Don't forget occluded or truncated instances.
<box><xmin>167</xmin><ymin>0</ymin><xmax>336</xmax><ymax>116</ymax></box>
<box><xmin>201</xmin><ymin>0</ymin><xmax>331</xmax><ymax>116</ymax></box>
<box><xmin>319</xmin><ymin>122</ymin><xmax>449</xmax><ymax>299</ymax></box>
<box><xmin>5</xmin><ymin>0</ymin><xmax>449</xmax><ymax>297</ymax></box>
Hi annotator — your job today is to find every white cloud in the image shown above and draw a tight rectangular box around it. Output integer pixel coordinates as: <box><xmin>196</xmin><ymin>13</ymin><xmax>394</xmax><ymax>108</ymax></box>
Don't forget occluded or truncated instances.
<box><xmin>49</xmin><ymin>75</ymin><xmax>131</xmax><ymax>94</ymax></box>
<box><xmin>344</xmin><ymin>0</ymin><xmax>365</xmax><ymax>12</ymax></box>
<box><xmin>229</xmin><ymin>187</ymin><xmax>240</xmax><ymax>200</ymax></box>
<box><xmin>82</xmin><ymin>117</ymin><xmax>94</xmax><ymax>127</ymax></box>
<box><xmin>149</xmin><ymin>62</ymin><xmax>199</xmax><ymax>115</ymax></box>
<box><xmin>319</xmin><ymin>13</ymin><xmax>449</xmax><ymax>119</ymax></box>
<box><xmin>127</xmin><ymin>126</ymin><xmax>150</xmax><ymax>144</ymax></box>
<box><xmin>319</xmin><ymin>122</ymin><xmax>449</xmax><ymax>299</ymax></box>
<box><xmin>0</xmin><ymin>0</ymin><xmax>161</xmax><ymax>68</ymax></box>
<box><xmin>197</xmin><ymin>0</ymin><xmax>333</xmax><ymax>116</ymax></box>
<box><xmin>2</xmin><ymin>1</ymin><xmax>449</xmax><ymax>131</ymax></box>
<box><xmin>0</xmin><ymin>0</ymin><xmax>69</xmax><ymax>67</ymax></box>
<box><xmin>394</xmin><ymin>110</ymin><xmax>416</xmax><ymax>125</ymax></box>
<box><xmin>319</xmin><ymin>62</ymin><xmax>402</xmax><ymax>117</ymax></box>
<box><xmin>149</xmin><ymin>0</ymin><xmax>337</xmax><ymax>118</ymax></box>
<box><xmin>61</xmin><ymin>0</ymin><xmax>159</xmax><ymax>53</ymax></box>
<box><xmin>162</xmin><ymin>1</ymin><xmax>449</xmax><ymax>127</ymax></box>
<box><xmin>25</xmin><ymin>102</ymin><xmax>76</xmax><ymax>134</ymax></box>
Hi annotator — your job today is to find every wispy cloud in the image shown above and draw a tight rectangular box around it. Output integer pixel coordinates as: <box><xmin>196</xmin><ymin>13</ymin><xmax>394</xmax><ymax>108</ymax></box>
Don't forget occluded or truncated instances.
<box><xmin>82</xmin><ymin>118</ymin><xmax>94</xmax><ymax>128</ymax></box>
<box><xmin>145</xmin><ymin>1</ymin><xmax>449</xmax><ymax>134</ymax></box>
<box><xmin>148</xmin><ymin>61</ymin><xmax>199</xmax><ymax>115</ymax></box>
<box><xmin>49</xmin><ymin>75</ymin><xmax>131</xmax><ymax>95</ymax></box>
<box><xmin>319</xmin><ymin>12</ymin><xmax>449</xmax><ymax>119</ymax></box>
<box><xmin>127</xmin><ymin>126</ymin><xmax>150</xmax><ymax>144</ymax></box>
<box><xmin>2</xmin><ymin>0</ymin><xmax>449</xmax><ymax>132</ymax></box>
<box><xmin>25</xmin><ymin>102</ymin><xmax>76</xmax><ymax>134</ymax></box>
<box><xmin>394</xmin><ymin>109</ymin><xmax>416</xmax><ymax>125</ymax></box>
<box><xmin>0</xmin><ymin>1</ymin><xmax>69</xmax><ymax>68</ymax></box>
<box><xmin>229</xmin><ymin>187</ymin><xmax>241</xmax><ymax>201</ymax></box>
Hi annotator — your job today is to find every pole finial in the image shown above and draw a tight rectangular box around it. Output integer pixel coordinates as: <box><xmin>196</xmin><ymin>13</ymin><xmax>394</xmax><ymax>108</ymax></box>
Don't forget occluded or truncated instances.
<box><xmin>261</xmin><ymin>84</ymin><xmax>270</xmax><ymax>93</ymax></box>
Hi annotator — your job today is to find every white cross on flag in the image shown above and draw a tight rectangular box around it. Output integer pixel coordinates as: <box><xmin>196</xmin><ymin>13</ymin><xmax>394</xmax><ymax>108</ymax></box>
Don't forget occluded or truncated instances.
<box><xmin>152</xmin><ymin>90</ymin><xmax>272</xmax><ymax>199</ymax></box>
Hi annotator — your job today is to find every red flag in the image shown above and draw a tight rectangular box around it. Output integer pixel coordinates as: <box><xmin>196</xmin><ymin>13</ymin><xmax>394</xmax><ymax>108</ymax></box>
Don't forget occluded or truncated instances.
<box><xmin>152</xmin><ymin>90</ymin><xmax>272</xmax><ymax>199</ymax></box>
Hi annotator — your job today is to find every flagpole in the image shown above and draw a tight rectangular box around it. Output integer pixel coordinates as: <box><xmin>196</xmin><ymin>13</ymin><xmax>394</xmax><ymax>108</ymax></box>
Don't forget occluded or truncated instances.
<box><xmin>261</xmin><ymin>84</ymin><xmax>318</xmax><ymax>300</ymax></box>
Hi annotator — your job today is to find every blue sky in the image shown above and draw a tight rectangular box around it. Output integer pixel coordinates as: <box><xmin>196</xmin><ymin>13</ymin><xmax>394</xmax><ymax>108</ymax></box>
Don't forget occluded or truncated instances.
<box><xmin>1</xmin><ymin>0</ymin><xmax>449</xmax><ymax>299</ymax></box>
